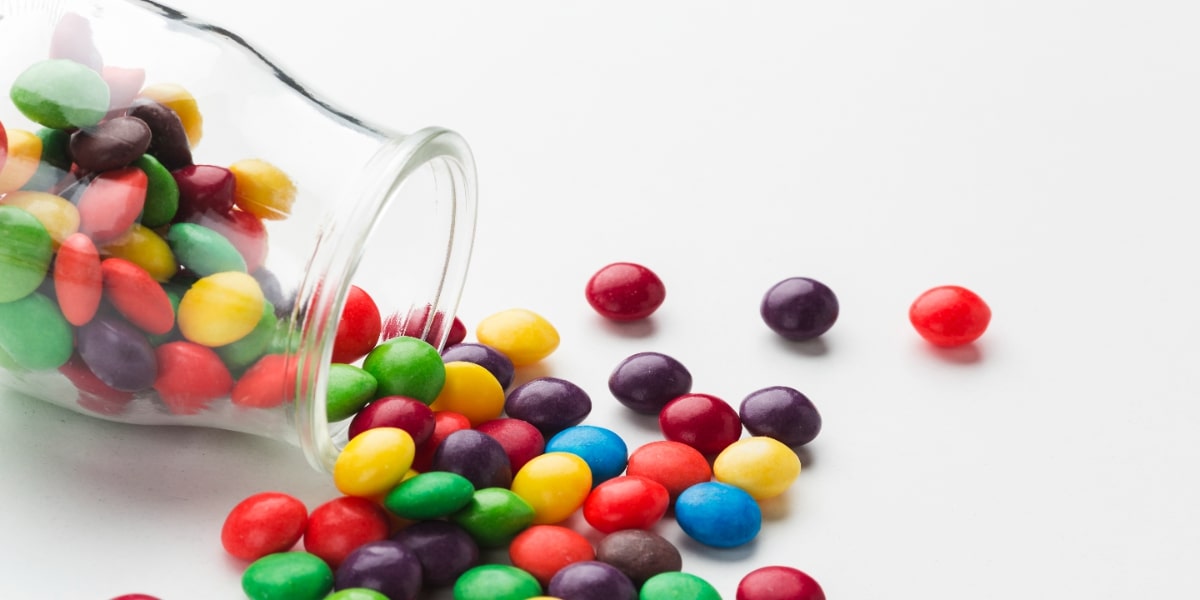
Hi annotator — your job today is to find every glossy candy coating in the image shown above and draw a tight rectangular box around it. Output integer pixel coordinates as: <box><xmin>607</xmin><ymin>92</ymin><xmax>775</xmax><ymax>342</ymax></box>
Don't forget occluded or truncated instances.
<box><xmin>77</xmin><ymin>166</ymin><xmax>147</xmax><ymax>243</ymax></box>
<box><xmin>231</xmin><ymin>353</ymin><xmax>297</xmax><ymax>409</ymax></box>
<box><xmin>411</xmin><ymin>410</ymin><xmax>471</xmax><ymax>473</ymax></box>
<box><xmin>0</xmin><ymin>191</ymin><xmax>80</xmax><ymax>249</ymax></box>
<box><xmin>172</xmin><ymin>164</ymin><xmax>234</xmax><ymax>221</ymax></box>
<box><xmin>348</xmin><ymin>395</ymin><xmax>435</xmax><ymax>444</ymax></box>
<box><xmin>102</xmin><ymin>223</ymin><xmax>178</xmax><ymax>282</ymax></box>
<box><xmin>188</xmin><ymin>208</ymin><xmax>267</xmax><ymax>273</ymax></box>
<box><xmin>69</xmin><ymin>115</ymin><xmax>151</xmax><ymax>172</ymax></box>
<box><xmin>431</xmin><ymin>429</ymin><xmax>513</xmax><ymax>490</ymax></box>
<box><xmin>325</xmin><ymin>363</ymin><xmax>379</xmax><ymax>422</ymax></box>
<box><xmin>153</xmin><ymin>341</ymin><xmax>233</xmax><ymax>415</ymax></box>
<box><xmin>332</xmin><ymin>285</ymin><xmax>382</xmax><ymax>364</ymax></box>
<box><xmin>429</xmin><ymin>361</ymin><xmax>506</xmax><ymax>426</ymax></box>
<box><xmin>739</xmin><ymin>386</ymin><xmax>821</xmax><ymax>447</ymax></box>
<box><xmin>440</xmin><ymin>342</ymin><xmax>515</xmax><ymax>389</ymax></box>
<box><xmin>736</xmin><ymin>566</ymin><xmax>826</xmax><ymax>600</ymax></box>
<box><xmin>0</xmin><ymin>205</ymin><xmax>53</xmax><ymax>302</ymax></box>
<box><xmin>594</xmin><ymin>529</ymin><xmax>682</xmax><ymax>588</ymax></box>
<box><xmin>451</xmin><ymin>487</ymin><xmax>536</xmax><ymax>548</ymax></box>
<box><xmin>639</xmin><ymin>572</ymin><xmax>722</xmax><ymax>600</ymax></box>
<box><xmin>333</xmin><ymin>427</ymin><xmax>415</xmax><ymax>498</ymax></box>
<box><xmin>675</xmin><ymin>482</ymin><xmax>761</xmax><ymax>548</ymax></box>
<box><xmin>334</xmin><ymin>540</ymin><xmax>422</xmax><ymax>600</ymax></box>
<box><xmin>505</xmin><ymin>377</ymin><xmax>592</xmax><ymax>438</ymax></box>
<box><xmin>10</xmin><ymin>59</ymin><xmax>109</xmax><ymax>129</ymax></box>
<box><xmin>177</xmin><ymin>271</ymin><xmax>264</xmax><ymax>346</ymax></box>
<box><xmin>545</xmin><ymin>425</ymin><xmax>628</xmax><ymax>485</ymax></box>
<box><xmin>138</xmin><ymin>83</ymin><xmax>203</xmax><ymax>148</ymax></box>
<box><xmin>303</xmin><ymin>496</ymin><xmax>391</xmax><ymax>569</ymax></box>
<box><xmin>241</xmin><ymin>552</ymin><xmax>333</xmax><ymax>600</ymax></box>
<box><xmin>390</xmin><ymin>520</ymin><xmax>480</xmax><ymax>587</ymax></box>
<box><xmin>713</xmin><ymin>436</ymin><xmax>802</xmax><ymax>500</ymax></box>
<box><xmin>325</xmin><ymin>589</ymin><xmax>389</xmax><ymax>600</ymax></box>
<box><xmin>511</xmin><ymin>452</ymin><xmax>593</xmax><ymax>525</ymax></box>
<box><xmin>475</xmin><ymin>308</ymin><xmax>560</xmax><ymax>367</ymax></box>
<box><xmin>127</xmin><ymin>98</ymin><xmax>193</xmax><ymax>170</ymax></box>
<box><xmin>475</xmin><ymin>417</ymin><xmax>545</xmax><ymax>472</ymax></box>
<box><xmin>548</xmin><ymin>561</ymin><xmax>637</xmax><ymax>600</ymax></box>
<box><xmin>229</xmin><ymin>158</ymin><xmax>297</xmax><ymax>220</ymax></box>
<box><xmin>0</xmin><ymin>129</ymin><xmax>40</xmax><ymax>192</ymax></box>
<box><xmin>101</xmin><ymin>258</ymin><xmax>174</xmax><ymax>335</ymax></box>
<box><xmin>76</xmin><ymin>314</ymin><xmax>156</xmax><ymax>391</ymax></box>
<box><xmin>658</xmin><ymin>393</ymin><xmax>743</xmax><ymax>456</ymax></box>
<box><xmin>166</xmin><ymin>222</ymin><xmax>247</xmax><ymax>276</ymax></box>
<box><xmin>0</xmin><ymin>292</ymin><xmax>72</xmax><ymax>371</ymax></box>
<box><xmin>909</xmin><ymin>284</ymin><xmax>991</xmax><ymax>347</ymax></box>
<box><xmin>585</xmin><ymin>262</ymin><xmax>666</xmax><ymax>321</ymax></box>
<box><xmin>760</xmin><ymin>277</ymin><xmax>839</xmax><ymax>341</ymax></box>
<box><xmin>607</xmin><ymin>351</ymin><xmax>692</xmax><ymax>415</ymax></box>
<box><xmin>385</xmin><ymin>470</ymin><xmax>475</xmax><ymax>521</ymax></box>
<box><xmin>625</xmin><ymin>440</ymin><xmax>712</xmax><ymax>498</ymax></box>
<box><xmin>361</xmin><ymin>336</ymin><xmax>445</xmax><ymax>404</ymax></box>
<box><xmin>221</xmin><ymin>492</ymin><xmax>308</xmax><ymax>561</ymax></box>
<box><xmin>453</xmin><ymin>565</ymin><xmax>542</xmax><ymax>600</ymax></box>
<box><xmin>582</xmin><ymin>475</ymin><xmax>669</xmax><ymax>533</ymax></box>
<box><xmin>510</xmin><ymin>525</ymin><xmax>596</xmax><ymax>586</ymax></box>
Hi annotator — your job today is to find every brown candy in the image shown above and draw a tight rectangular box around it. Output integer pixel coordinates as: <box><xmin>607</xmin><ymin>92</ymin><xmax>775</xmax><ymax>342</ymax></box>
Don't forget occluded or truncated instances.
<box><xmin>127</xmin><ymin>98</ymin><xmax>193</xmax><ymax>170</ymax></box>
<box><xmin>69</xmin><ymin>116</ymin><xmax>151</xmax><ymax>172</ymax></box>
<box><xmin>594</xmin><ymin>529</ymin><xmax>683</xmax><ymax>587</ymax></box>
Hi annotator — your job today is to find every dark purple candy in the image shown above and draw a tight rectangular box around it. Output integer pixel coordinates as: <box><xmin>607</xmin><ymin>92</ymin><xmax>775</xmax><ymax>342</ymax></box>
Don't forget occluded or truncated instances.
<box><xmin>430</xmin><ymin>429</ymin><xmax>512</xmax><ymax>489</ymax></box>
<box><xmin>739</xmin><ymin>386</ymin><xmax>822</xmax><ymax>447</ymax></box>
<box><xmin>440</xmin><ymin>342</ymin><xmax>515</xmax><ymax>389</ymax></box>
<box><xmin>607</xmin><ymin>352</ymin><xmax>692</xmax><ymax>415</ymax></box>
<box><xmin>334</xmin><ymin>540</ymin><xmax>422</xmax><ymax>600</ymax></box>
<box><xmin>595</xmin><ymin>529</ymin><xmax>682</xmax><ymax>588</ymax></box>
<box><xmin>69</xmin><ymin>116</ymin><xmax>151</xmax><ymax>172</ymax></box>
<box><xmin>548</xmin><ymin>561</ymin><xmax>636</xmax><ymax>600</ymax></box>
<box><xmin>127</xmin><ymin>98</ymin><xmax>193</xmax><ymax>170</ymax></box>
<box><xmin>76</xmin><ymin>314</ymin><xmax>157</xmax><ymax>392</ymax></box>
<box><xmin>251</xmin><ymin>268</ymin><xmax>293</xmax><ymax>318</ymax></box>
<box><xmin>760</xmin><ymin>277</ymin><xmax>839</xmax><ymax>341</ymax></box>
<box><xmin>391</xmin><ymin>520</ymin><xmax>479</xmax><ymax>587</ymax></box>
<box><xmin>504</xmin><ymin>377</ymin><xmax>591</xmax><ymax>437</ymax></box>
<box><xmin>171</xmin><ymin>164</ymin><xmax>235</xmax><ymax>222</ymax></box>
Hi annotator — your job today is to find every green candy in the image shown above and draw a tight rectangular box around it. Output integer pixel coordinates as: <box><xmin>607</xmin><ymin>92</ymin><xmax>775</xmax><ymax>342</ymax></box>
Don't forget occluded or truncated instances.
<box><xmin>361</xmin><ymin>336</ymin><xmax>445</xmax><ymax>403</ymax></box>
<box><xmin>241</xmin><ymin>552</ymin><xmax>333</xmax><ymax>600</ymax></box>
<box><xmin>0</xmin><ymin>344</ymin><xmax>26</xmax><ymax>372</ymax></box>
<box><xmin>10</xmin><ymin>59</ymin><xmax>110</xmax><ymax>129</ymax></box>
<box><xmin>166</xmin><ymin>222</ymin><xmax>247</xmax><ymax>276</ymax></box>
<box><xmin>325</xmin><ymin>362</ymin><xmax>378</xmax><ymax>422</ymax></box>
<box><xmin>384</xmin><ymin>471</ymin><xmax>475</xmax><ymax>520</ymax></box>
<box><xmin>0</xmin><ymin>206</ymin><xmax>53</xmax><ymax>303</ymax></box>
<box><xmin>22</xmin><ymin>128</ymin><xmax>71</xmax><ymax>192</ymax></box>
<box><xmin>451</xmin><ymin>487</ymin><xmax>536</xmax><ymax>548</ymax></box>
<box><xmin>640</xmin><ymin>572</ymin><xmax>723</xmax><ymax>600</ymax></box>
<box><xmin>217</xmin><ymin>300</ymin><xmax>277</xmax><ymax>372</ymax></box>
<box><xmin>452</xmin><ymin>565</ymin><xmax>542</xmax><ymax>600</ymax></box>
<box><xmin>134</xmin><ymin>154</ymin><xmax>180</xmax><ymax>227</ymax></box>
<box><xmin>0</xmin><ymin>292</ymin><xmax>73</xmax><ymax>370</ymax></box>
<box><xmin>326</xmin><ymin>589</ymin><xmax>389</xmax><ymax>600</ymax></box>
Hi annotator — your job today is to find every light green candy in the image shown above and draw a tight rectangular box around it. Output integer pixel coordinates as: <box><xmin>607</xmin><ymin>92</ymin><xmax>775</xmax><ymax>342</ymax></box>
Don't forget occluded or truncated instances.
<box><xmin>166</xmin><ymin>222</ymin><xmax>247</xmax><ymax>276</ymax></box>
<box><xmin>326</xmin><ymin>590</ymin><xmax>389</xmax><ymax>600</ymax></box>
<box><xmin>0</xmin><ymin>292</ymin><xmax>73</xmax><ymax>371</ymax></box>
<box><xmin>10</xmin><ymin>59</ymin><xmax>110</xmax><ymax>129</ymax></box>
<box><xmin>0</xmin><ymin>206</ymin><xmax>53</xmax><ymax>303</ymax></box>
<box><xmin>325</xmin><ymin>362</ymin><xmax>378</xmax><ymax>422</ymax></box>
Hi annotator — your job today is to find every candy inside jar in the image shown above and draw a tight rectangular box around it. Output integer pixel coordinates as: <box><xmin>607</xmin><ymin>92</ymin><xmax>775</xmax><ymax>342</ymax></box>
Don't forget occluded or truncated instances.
<box><xmin>0</xmin><ymin>0</ymin><xmax>477</xmax><ymax>472</ymax></box>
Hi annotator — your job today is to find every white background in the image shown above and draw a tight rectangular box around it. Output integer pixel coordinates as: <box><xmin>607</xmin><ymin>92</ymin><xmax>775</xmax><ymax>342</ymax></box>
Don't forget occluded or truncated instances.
<box><xmin>3</xmin><ymin>1</ymin><xmax>1200</xmax><ymax>598</ymax></box>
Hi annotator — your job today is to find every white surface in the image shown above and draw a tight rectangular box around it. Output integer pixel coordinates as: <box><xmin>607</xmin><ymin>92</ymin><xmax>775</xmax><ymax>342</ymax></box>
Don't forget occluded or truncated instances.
<box><xmin>4</xmin><ymin>1</ymin><xmax>1200</xmax><ymax>598</ymax></box>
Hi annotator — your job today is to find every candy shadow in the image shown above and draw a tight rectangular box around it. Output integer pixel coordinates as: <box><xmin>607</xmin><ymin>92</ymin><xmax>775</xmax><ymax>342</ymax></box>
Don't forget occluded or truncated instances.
<box><xmin>508</xmin><ymin>362</ymin><xmax>554</xmax><ymax>389</ymax></box>
<box><xmin>922</xmin><ymin>340</ymin><xmax>983</xmax><ymax>365</ymax></box>
<box><xmin>677</xmin><ymin>535</ymin><xmax>758</xmax><ymax>561</ymax></box>
<box><xmin>595</xmin><ymin>316</ymin><xmax>657</xmax><ymax>339</ymax></box>
<box><xmin>793</xmin><ymin>446</ymin><xmax>815</xmax><ymax>470</ymax></box>
<box><xmin>759</xmin><ymin>494</ymin><xmax>791</xmax><ymax>522</ymax></box>
<box><xmin>773</xmin><ymin>335</ymin><xmax>829</xmax><ymax>357</ymax></box>
<box><xmin>614</xmin><ymin>409</ymin><xmax>662</xmax><ymax>436</ymax></box>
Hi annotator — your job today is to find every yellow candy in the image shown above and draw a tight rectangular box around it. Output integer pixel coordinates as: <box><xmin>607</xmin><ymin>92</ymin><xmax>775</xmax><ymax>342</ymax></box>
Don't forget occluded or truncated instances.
<box><xmin>229</xmin><ymin>158</ymin><xmax>296</xmax><ymax>220</ymax></box>
<box><xmin>0</xmin><ymin>129</ymin><xmax>43</xmax><ymax>192</ymax></box>
<box><xmin>476</xmin><ymin>308</ymin><xmax>560</xmax><ymax>367</ymax></box>
<box><xmin>510</xmin><ymin>452</ymin><xmax>592</xmax><ymax>525</ymax></box>
<box><xmin>177</xmin><ymin>271</ymin><xmax>264</xmax><ymax>346</ymax></box>
<box><xmin>712</xmin><ymin>436</ymin><xmax>802</xmax><ymax>500</ymax></box>
<box><xmin>0</xmin><ymin>191</ymin><xmax>78</xmax><ymax>248</ymax></box>
<box><xmin>139</xmin><ymin>83</ymin><xmax>203</xmax><ymax>147</ymax></box>
<box><xmin>101</xmin><ymin>223</ymin><xmax>178</xmax><ymax>282</ymax></box>
<box><xmin>333</xmin><ymin>427</ymin><xmax>415</xmax><ymax>498</ymax></box>
<box><xmin>429</xmin><ymin>361</ymin><xmax>505</xmax><ymax>426</ymax></box>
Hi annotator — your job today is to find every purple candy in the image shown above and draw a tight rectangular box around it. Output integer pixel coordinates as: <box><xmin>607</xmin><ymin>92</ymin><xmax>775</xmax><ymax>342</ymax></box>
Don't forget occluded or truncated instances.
<box><xmin>69</xmin><ymin>116</ymin><xmax>152</xmax><ymax>172</ymax></box>
<box><xmin>334</xmin><ymin>540</ymin><xmax>423</xmax><ymax>600</ymax></box>
<box><xmin>760</xmin><ymin>276</ymin><xmax>839</xmax><ymax>341</ymax></box>
<box><xmin>548</xmin><ymin>561</ymin><xmax>637</xmax><ymax>600</ymax></box>
<box><xmin>504</xmin><ymin>377</ymin><xmax>592</xmax><ymax>437</ymax></box>
<box><xmin>739</xmin><ymin>386</ymin><xmax>822</xmax><ymax>447</ymax></box>
<box><xmin>392</xmin><ymin>520</ymin><xmax>480</xmax><ymax>587</ymax></box>
<box><xmin>76</xmin><ymin>314</ymin><xmax>157</xmax><ymax>392</ymax></box>
<box><xmin>607</xmin><ymin>351</ymin><xmax>692</xmax><ymax>415</ymax></box>
<box><xmin>431</xmin><ymin>429</ymin><xmax>513</xmax><ymax>489</ymax></box>
<box><xmin>127</xmin><ymin>98</ymin><xmax>193</xmax><ymax>171</ymax></box>
<box><xmin>440</xmin><ymin>342</ymin><xmax>515</xmax><ymax>389</ymax></box>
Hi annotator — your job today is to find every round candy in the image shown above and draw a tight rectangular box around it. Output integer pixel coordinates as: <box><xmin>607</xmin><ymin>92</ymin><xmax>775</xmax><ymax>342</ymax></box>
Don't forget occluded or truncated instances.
<box><xmin>909</xmin><ymin>284</ymin><xmax>992</xmax><ymax>347</ymax></box>
<box><xmin>383</xmin><ymin>471</ymin><xmax>475</xmax><ymax>520</ymax></box>
<box><xmin>585</xmin><ymin>262</ymin><xmax>666</xmax><ymax>321</ymax></box>
<box><xmin>334</xmin><ymin>540</ymin><xmax>422</xmax><ymax>600</ymax></box>
<box><xmin>674</xmin><ymin>482</ymin><xmax>761</xmax><ymax>548</ymax></box>
<box><xmin>229</xmin><ymin>158</ymin><xmax>297</xmax><ymax>220</ymax></box>
<box><xmin>109</xmin><ymin>595</ymin><xmax>161</xmax><ymax>600</ymax></box>
<box><xmin>303</xmin><ymin>496</ymin><xmax>391</xmax><ymax>569</ymax></box>
<box><xmin>390</xmin><ymin>520</ymin><xmax>479</xmax><ymax>587</ymax></box>
<box><xmin>325</xmin><ymin>589</ymin><xmax>388</xmax><ymax>600</ymax></box>
<box><xmin>101</xmin><ymin>223</ymin><xmax>178</xmax><ymax>282</ymax></box>
<box><xmin>737</xmin><ymin>566</ymin><xmax>826</xmax><ymax>600</ymax></box>
<box><xmin>510</xmin><ymin>525</ymin><xmax>596</xmax><ymax>586</ymax></box>
<box><xmin>153</xmin><ymin>341</ymin><xmax>233</xmax><ymax>415</ymax></box>
<box><xmin>361</xmin><ymin>336</ymin><xmax>445</xmax><ymax>403</ymax></box>
<box><xmin>76</xmin><ymin>314</ymin><xmax>156</xmax><ymax>391</ymax></box>
<box><xmin>101</xmin><ymin>258</ymin><xmax>175</xmax><ymax>335</ymax></box>
<box><xmin>0</xmin><ymin>191</ymin><xmax>79</xmax><ymax>249</ymax></box>
<box><xmin>428</xmin><ymin>361</ymin><xmax>505</xmax><ymax>426</ymax></box>
<box><xmin>545</xmin><ymin>425</ymin><xmax>628</xmax><ymax>485</ymax></box>
<box><xmin>325</xmin><ymin>363</ymin><xmax>379</xmax><ymax>422</ymax></box>
<box><xmin>607</xmin><ymin>351</ymin><xmax>692</xmax><ymax>415</ymax></box>
<box><xmin>53</xmin><ymin>232</ymin><xmax>102</xmax><ymax>326</ymax></box>
<box><xmin>475</xmin><ymin>417</ymin><xmax>545</xmax><ymax>472</ymax></box>
<box><xmin>76</xmin><ymin>166</ymin><xmax>148</xmax><ymax>243</ymax></box>
<box><xmin>453</xmin><ymin>565</ymin><xmax>542</xmax><ymax>600</ymax></box>
<box><xmin>760</xmin><ymin>276</ymin><xmax>839</xmax><ymax>341</ymax></box>
<box><xmin>548</xmin><ymin>561</ymin><xmax>637</xmax><ymax>600</ymax></box>
<box><xmin>0</xmin><ymin>204</ymin><xmax>53</xmax><ymax>302</ymax></box>
<box><xmin>430</xmin><ymin>429</ymin><xmax>512</xmax><ymax>490</ymax></box>
<box><xmin>510</xmin><ymin>452</ymin><xmax>593</xmax><ymax>525</ymax></box>
<box><xmin>713</xmin><ymin>436</ymin><xmax>802</xmax><ymax>500</ymax></box>
<box><xmin>594</xmin><ymin>529</ymin><xmax>681</xmax><ymax>588</ymax></box>
<box><xmin>451</xmin><ymin>487</ymin><xmax>536</xmax><ymax>548</ymax></box>
<box><xmin>231</xmin><ymin>354</ymin><xmax>297</xmax><ymax>409</ymax></box>
<box><xmin>582</xmin><ymin>475</ymin><xmax>669</xmax><ymax>533</ymax></box>
<box><xmin>348</xmin><ymin>396</ymin><xmax>435</xmax><ymax>444</ymax></box>
<box><xmin>0</xmin><ymin>292</ymin><xmax>73</xmax><ymax>371</ymax></box>
<box><xmin>214</xmin><ymin>299</ymin><xmax>277</xmax><ymax>372</ymax></box>
<box><xmin>241</xmin><ymin>552</ymin><xmax>333</xmax><ymax>600</ymax></box>
<box><xmin>410</xmin><ymin>410</ymin><xmax>471</xmax><ymax>473</ymax></box>
<box><xmin>221</xmin><ymin>492</ymin><xmax>308</xmax><ymax>561</ymax></box>
<box><xmin>172</xmin><ymin>164</ymin><xmax>235</xmax><ymax>221</ymax></box>
<box><xmin>625</xmin><ymin>441</ymin><xmax>712</xmax><ymax>498</ymax></box>
<box><xmin>658</xmin><ymin>393</ymin><xmax>743</xmax><ymax>456</ymax></box>
<box><xmin>505</xmin><ymin>377</ymin><xmax>592</xmax><ymax>438</ymax></box>
<box><xmin>10</xmin><ymin>59</ymin><xmax>109</xmax><ymax>129</ymax></box>
<box><xmin>133</xmin><ymin>154</ymin><xmax>180</xmax><ymax>228</ymax></box>
<box><xmin>0</xmin><ymin>129</ymin><xmax>41</xmax><ymax>193</ymax></box>
<box><xmin>166</xmin><ymin>222</ymin><xmax>247</xmax><ymax>276</ymax></box>
<box><xmin>739</xmin><ymin>386</ymin><xmax>822</xmax><ymax>447</ymax></box>
<box><xmin>189</xmin><ymin>208</ymin><xmax>268</xmax><ymax>273</ymax></box>
<box><xmin>475</xmin><ymin>308</ymin><xmax>560</xmax><ymax>367</ymax></box>
<box><xmin>333</xmin><ymin>427</ymin><xmax>415</xmax><ymax>498</ymax></box>
<box><xmin>177</xmin><ymin>271</ymin><xmax>265</xmax><ymax>346</ymax></box>
<box><xmin>640</xmin><ymin>572</ymin><xmax>721</xmax><ymax>600</ymax></box>
<box><xmin>138</xmin><ymin>83</ymin><xmax>203</xmax><ymax>148</ymax></box>
<box><xmin>332</xmin><ymin>285</ymin><xmax>382</xmax><ymax>364</ymax></box>
<box><xmin>440</xmin><ymin>342</ymin><xmax>515</xmax><ymax>389</ymax></box>
<box><xmin>127</xmin><ymin>98</ymin><xmax>193</xmax><ymax>170</ymax></box>
<box><xmin>69</xmin><ymin>115</ymin><xmax>151</xmax><ymax>172</ymax></box>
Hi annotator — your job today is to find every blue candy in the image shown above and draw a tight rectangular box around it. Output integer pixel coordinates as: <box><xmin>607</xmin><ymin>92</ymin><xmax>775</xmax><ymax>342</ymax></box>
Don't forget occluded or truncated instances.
<box><xmin>545</xmin><ymin>425</ymin><xmax>628</xmax><ymax>486</ymax></box>
<box><xmin>674</xmin><ymin>482</ymin><xmax>762</xmax><ymax>548</ymax></box>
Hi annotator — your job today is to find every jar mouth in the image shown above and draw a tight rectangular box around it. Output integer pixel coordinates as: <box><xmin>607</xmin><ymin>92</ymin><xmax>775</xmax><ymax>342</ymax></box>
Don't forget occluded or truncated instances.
<box><xmin>291</xmin><ymin>127</ymin><xmax>477</xmax><ymax>472</ymax></box>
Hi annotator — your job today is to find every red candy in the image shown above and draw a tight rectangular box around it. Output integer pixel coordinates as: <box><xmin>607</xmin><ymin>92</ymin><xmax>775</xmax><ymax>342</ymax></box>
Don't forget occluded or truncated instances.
<box><xmin>0</xmin><ymin>120</ymin><xmax>7</xmax><ymax>177</ymax></box>
<box><xmin>658</xmin><ymin>393</ymin><xmax>743</xmax><ymax>456</ymax></box>
<box><xmin>230</xmin><ymin>354</ymin><xmax>298</xmax><ymax>409</ymax></box>
<box><xmin>626</xmin><ymin>440</ymin><xmax>712</xmax><ymax>498</ymax></box>
<box><xmin>153</xmin><ymin>341</ymin><xmax>233</xmax><ymax>415</ymax></box>
<box><xmin>475</xmin><ymin>417</ymin><xmax>546</xmax><ymax>472</ymax></box>
<box><xmin>303</xmin><ymin>495</ymin><xmax>391</xmax><ymax>568</ymax></box>
<box><xmin>446</xmin><ymin>316</ymin><xmax>467</xmax><ymax>347</ymax></box>
<box><xmin>909</xmin><ymin>284</ymin><xmax>991</xmax><ymax>347</ymax></box>
<box><xmin>411</xmin><ymin>410</ymin><xmax>471</xmax><ymax>472</ymax></box>
<box><xmin>331</xmin><ymin>284</ymin><xmax>382</xmax><ymax>364</ymax></box>
<box><xmin>101</xmin><ymin>258</ymin><xmax>174</xmax><ymax>335</ymax></box>
<box><xmin>585</xmin><ymin>262</ymin><xmax>667</xmax><ymax>321</ymax></box>
<box><xmin>53</xmin><ymin>232</ymin><xmax>102</xmax><ymax>326</ymax></box>
<box><xmin>77</xmin><ymin>166</ymin><xmax>148</xmax><ymax>243</ymax></box>
<box><xmin>737</xmin><ymin>565</ymin><xmax>826</xmax><ymax>600</ymax></box>
<box><xmin>509</xmin><ymin>524</ymin><xmax>596</xmax><ymax>586</ymax></box>
<box><xmin>347</xmin><ymin>395</ymin><xmax>435</xmax><ymax>444</ymax></box>
<box><xmin>220</xmin><ymin>492</ymin><xmax>308</xmax><ymax>561</ymax></box>
<box><xmin>172</xmin><ymin>164</ymin><xmax>235</xmax><ymax>220</ymax></box>
<box><xmin>109</xmin><ymin>595</ymin><xmax>162</xmax><ymax>600</ymax></box>
<box><xmin>582</xmin><ymin>475</ymin><xmax>670</xmax><ymax>533</ymax></box>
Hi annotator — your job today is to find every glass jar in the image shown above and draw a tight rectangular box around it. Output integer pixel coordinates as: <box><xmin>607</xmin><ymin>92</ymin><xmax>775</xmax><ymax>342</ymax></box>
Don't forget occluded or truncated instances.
<box><xmin>0</xmin><ymin>0</ymin><xmax>478</xmax><ymax>472</ymax></box>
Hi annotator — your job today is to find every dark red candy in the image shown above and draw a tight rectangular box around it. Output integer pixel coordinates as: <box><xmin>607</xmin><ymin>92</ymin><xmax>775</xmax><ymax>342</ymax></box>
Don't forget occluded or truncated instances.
<box><xmin>658</xmin><ymin>393</ymin><xmax>743</xmax><ymax>456</ymax></box>
<box><xmin>736</xmin><ymin>565</ymin><xmax>826</xmax><ymax>600</ymax></box>
<box><xmin>128</xmin><ymin>98</ymin><xmax>193</xmax><ymax>170</ymax></box>
<box><xmin>109</xmin><ymin>595</ymin><xmax>162</xmax><ymax>600</ymax></box>
<box><xmin>171</xmin><ymin>164</ymin><xmax>234</xmax><ymax>221</ymax></box>
<box><xmin>220</xmin><ymin>491</ymin><xmax>308</xmax><ymax>561</ymax></box>
<box><xmin>475</xmin><ymin>417</ymin><xmax>545</xmax><ymax>472</ymax></box>
<box><xmin>69</xmin><ymin>116</ymin><xmax>151</xmax><ymax>172</ymax></box>
<box><xmin>391</xmin><ymin>520</ymin><xmax>480</xmax><ymax>587</ymax></box>
<box><xmin>504</xmin><ymin>377</ymin><xmax>592</xmax><ymax>438</ymax></box>
<box><xmin>446</xmin><ymin>317</ymin><xmax>467</xmax><ymax>347</ymax></box>
<box><xmin>347</xmin><ymin>396</ymin><xmax>435</xmax><ymax>444</ymax></box>
<box><xmin>430</xmin><ymin>429</ymin><xmax>513</xmax><ymax>489</ymax></box>
<box><xmin>585</xmin><ymin>262</ymin><xmax>666</xmax><ymax>321</ymax></box>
